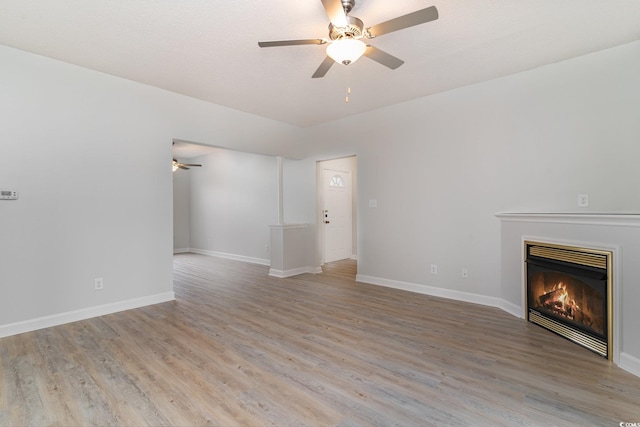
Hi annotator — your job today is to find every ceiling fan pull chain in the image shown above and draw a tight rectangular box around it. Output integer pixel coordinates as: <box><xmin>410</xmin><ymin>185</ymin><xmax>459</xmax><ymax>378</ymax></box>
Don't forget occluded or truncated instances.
<box><xmin>345</xmin><ymin>64</ymin><xmax>351</xmax><ymax>103</ymax></box>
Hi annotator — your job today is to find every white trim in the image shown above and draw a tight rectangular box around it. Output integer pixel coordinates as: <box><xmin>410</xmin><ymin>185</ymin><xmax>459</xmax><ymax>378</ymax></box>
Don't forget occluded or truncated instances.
<box><xmin>356</xmin><ymin>274</ymin><xmax>512</xmax><ymax>314</ymax></box>
<box><xmin>269</xmin><ymin>266</ymin><xmax>322</xmax><ymax>278</ymax></box>
<box><xmin>189</xmin><ymin>248</ymin><xmax>270</xmax><ymax>266</ymax></box>
<box><xmin>173</xmin><ymin>248</ymin><xmax>190</xmax><ymax>254</ymax></box>
<box><xmin>495</xmin><ymin>212</ymin><xmax>640</xmax><ymax>227</ymax></box>
<box><xmin>0</xmin><ymin>292</ymin><xmax>175</xmax><ymax>339</ymax></box>
<box><xmin>619</xmin><ymin>352</ymin><xmax>640</xmax><ymax>378</ymax></box>
<box><xmin>268</xmin><ymin>223</ymin><xmax>308</xmax><ymax>230</ymax></box>
<box><xmin>497</xmin><ymin>299</ymin><xmax>523</xmax><ymax>319</ymax></box>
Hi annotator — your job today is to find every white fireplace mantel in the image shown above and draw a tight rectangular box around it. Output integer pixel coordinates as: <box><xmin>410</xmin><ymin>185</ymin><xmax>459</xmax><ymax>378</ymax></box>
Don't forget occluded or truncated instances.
<box><xmin>496</xmin><ymin>212</ymin><xmax>640</xmax><ymax>227</ymax></box>
<box><xmin>496</xmin><ymin>212</ymin><xmax>640</xmax><ymax>378</ymax></box>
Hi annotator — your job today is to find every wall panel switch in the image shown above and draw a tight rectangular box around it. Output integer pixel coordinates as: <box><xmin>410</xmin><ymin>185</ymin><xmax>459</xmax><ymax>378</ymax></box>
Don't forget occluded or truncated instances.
<box><xmin>0</xmin><ymin>190</ymin><xmax>18</xmax><ymax>200</ymax></box>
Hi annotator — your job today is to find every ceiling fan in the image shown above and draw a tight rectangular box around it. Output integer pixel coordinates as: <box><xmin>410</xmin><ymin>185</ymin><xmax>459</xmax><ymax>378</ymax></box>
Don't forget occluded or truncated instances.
<box><xmin>172</xmin><ymin>159</ymin><xmax>202</xmax><ymax>172</ymax></box>
<box><xmin>258</xmin><ymin>0</ymin><xmax>438</xmax><ymax>78</ymax></box>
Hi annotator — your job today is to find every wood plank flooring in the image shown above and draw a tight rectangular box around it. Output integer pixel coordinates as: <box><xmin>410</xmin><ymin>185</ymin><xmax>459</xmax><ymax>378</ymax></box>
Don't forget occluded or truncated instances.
<box><xmin>1</xmin><ymin>253</ymin><xmax>639</xmax><ymax>426</ymax></box>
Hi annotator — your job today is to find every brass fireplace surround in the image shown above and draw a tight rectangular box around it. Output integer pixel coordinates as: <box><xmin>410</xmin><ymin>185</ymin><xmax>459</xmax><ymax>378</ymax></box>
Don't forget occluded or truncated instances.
<box><xmin>525</xmin><ymin>240</ymin><xmax>613</xmax><ymax>360</ymax></box>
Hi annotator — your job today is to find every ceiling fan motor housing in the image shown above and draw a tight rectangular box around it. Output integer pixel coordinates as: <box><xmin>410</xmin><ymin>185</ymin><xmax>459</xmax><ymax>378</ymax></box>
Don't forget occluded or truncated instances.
<box><xmin>329</xmin><ymin>15</ymin><xmax>364</xmax><ymax>40</ymax></box>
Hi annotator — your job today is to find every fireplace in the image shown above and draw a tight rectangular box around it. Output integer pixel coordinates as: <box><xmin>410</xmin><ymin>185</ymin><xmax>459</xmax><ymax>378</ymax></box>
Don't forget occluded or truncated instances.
<box><xmin>525</xmin><ymin>241</ymin><xmax>613</xmax><ymax>359</ymax></box>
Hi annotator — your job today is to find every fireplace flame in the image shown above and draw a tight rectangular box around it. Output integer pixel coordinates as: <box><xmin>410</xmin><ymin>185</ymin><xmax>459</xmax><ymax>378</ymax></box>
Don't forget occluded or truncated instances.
<box><xmin>539</xmin><ymin>282</ymin><xmax>581</xmax><ymax>321</ymax></box>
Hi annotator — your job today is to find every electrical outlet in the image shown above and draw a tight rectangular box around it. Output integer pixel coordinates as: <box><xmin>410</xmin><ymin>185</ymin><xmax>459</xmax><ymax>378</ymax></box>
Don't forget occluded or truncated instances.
<box><xmin>462</xmin><ymin>268</ymin><xmax>469</xmax><ymax>279</ymax></box>
<box><xmin>577</xmin><ymin>194</ymin><xmax>589</xmax><ymax>207</ymax></box>
<box><xmin>430</xmin><ymin>264</ymin><xmax>438</xmax><ymax>275</ymax></box>
<box><xmin>94</xmin><ymin>278</ymin><xmax>104</xmax><ymax>290</ymax></box>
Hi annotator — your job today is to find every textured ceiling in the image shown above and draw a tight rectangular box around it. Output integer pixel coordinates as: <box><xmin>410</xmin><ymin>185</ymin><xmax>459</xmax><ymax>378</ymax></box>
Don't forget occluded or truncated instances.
<box><xmin>1</xmin><ymin>0</ymin><xmax>640</xmax><ymax>128</ymax></box>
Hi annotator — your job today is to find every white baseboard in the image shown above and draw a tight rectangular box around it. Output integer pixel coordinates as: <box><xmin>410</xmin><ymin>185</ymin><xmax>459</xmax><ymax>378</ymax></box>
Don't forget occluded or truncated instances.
<box><xmin>269</xmin><ymin>266</ymin><xmax>322</xmax><ymax>278</ymax></box>
<box><xmin>497</xmin><ymin>299</ymin><xmax>524</xmax><ymax>319</ymax></box>
<box><xmin>355</xmin><ymin>274</ymin><xmax>517</xmax><ymax>317</ymax></box>
<box><xmin>189</xmin><ymin>248</ymin><xmax>270</xmax><ymax>266</ymax></box>
<box><xmin>619</xmin><ymin>352</ymin><xmax>640</xmax><ymax>378</ymax></box>
<box><xmin>0</xmin><ymin>292</ymin><xmax>175</xmax><ymax>339</ymax></box>
<box><xmin>173</xmin><ymin>248</ymin><xmax>190</xmax><ymax>254</ymax></box>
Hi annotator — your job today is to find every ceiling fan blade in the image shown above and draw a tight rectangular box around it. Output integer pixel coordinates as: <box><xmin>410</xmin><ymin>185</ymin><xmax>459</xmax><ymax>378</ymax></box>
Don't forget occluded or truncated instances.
<box><xmin>312</xmin><ymin>56</ymin><xmax>335</xmax><ymax>78</ymax></box>
<box><xmin>178</xmin><ymin>165</ymin><xmax>190</xmax><ymax>170</ymax></box>
<box><xmin>181</xmin><ymin>164</ymin><xmax>202</xmax><ymax>167</ymax></box>
<box><xmin>258</xmin><ymin>39</ymin><xmax>326</xmax><ymax>48</ymax></box>
<box><xmin>367</xmin><ymin>6</ymin><xmax>438</xmax><ymax>37</ymax></box>
<box><xmin>363</xmin><ymin>45</ymin><xmax>404</xmax><ymax>70</ymax></box>
<box><xmin>321</xmin><ymin>0</ymin><xmax>348</xmax><ymax>27</ymax></box>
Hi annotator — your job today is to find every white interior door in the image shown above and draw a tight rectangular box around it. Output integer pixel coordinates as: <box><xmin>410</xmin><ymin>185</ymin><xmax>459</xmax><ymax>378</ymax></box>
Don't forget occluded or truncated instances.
<box><xmin>323</xmin><ymin>168</ymin><xmax>352</xmax><ymax>263</ymax></box>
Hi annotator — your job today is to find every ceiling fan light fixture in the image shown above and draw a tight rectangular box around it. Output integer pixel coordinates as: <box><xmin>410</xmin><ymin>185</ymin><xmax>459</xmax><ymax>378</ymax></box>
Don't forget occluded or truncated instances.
<box><xmin>326</xmin><ymin>38</ymin><xmax>366</xmax><ymax>65</ymax></box>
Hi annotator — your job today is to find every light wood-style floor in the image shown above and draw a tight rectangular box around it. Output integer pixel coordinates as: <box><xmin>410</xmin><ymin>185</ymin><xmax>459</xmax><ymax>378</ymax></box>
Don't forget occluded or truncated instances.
<box><xmin>1</xmin><ymin>254</ymin><xmax>639</xmax><ymax>426</ymax></box>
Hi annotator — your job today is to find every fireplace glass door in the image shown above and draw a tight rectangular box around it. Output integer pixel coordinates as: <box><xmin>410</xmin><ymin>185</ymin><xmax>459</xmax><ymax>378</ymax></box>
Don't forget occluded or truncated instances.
<box><xmin>525</xmin><ymin>242</ymin><xmax>612</xmax><ymax>358</ymax></box>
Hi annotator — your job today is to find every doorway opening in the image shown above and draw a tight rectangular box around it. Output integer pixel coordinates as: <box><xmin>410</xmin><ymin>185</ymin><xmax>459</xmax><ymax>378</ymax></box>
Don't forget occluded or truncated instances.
<box><xmin>317</xmin><ymin>156</ymin><xmax>357</xmax><ymax>266</ymax></box>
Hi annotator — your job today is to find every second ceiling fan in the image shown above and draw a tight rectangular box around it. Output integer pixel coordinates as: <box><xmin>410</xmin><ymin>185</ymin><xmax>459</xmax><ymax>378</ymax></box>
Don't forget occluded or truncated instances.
<box><xmin>258</xmin><ymin>0</ymin><xmax>438</xmax><ymax>78</ymax></box>
<box><xmin>172</xmin><ymin>159</ymin><xmax>202</xmax><ymax>172</ymax></box>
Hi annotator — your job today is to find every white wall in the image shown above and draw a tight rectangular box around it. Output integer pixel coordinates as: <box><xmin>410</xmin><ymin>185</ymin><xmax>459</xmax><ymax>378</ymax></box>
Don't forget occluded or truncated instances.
<box><xmin>300</xmin><ymin>40</ymin><xmax>640</xmax><ymax>299</ymax></box>
<box><xmin>173</xmin><ymin>162</ymin><xmax>191</xmax><ymax>252</ymax></box>
<box><xmin>0</xmin><ymin>45</ymin><xmax>302</xmax><ymax>334</ymax></box>
<box><xmin>188</xmin><ymin>149</ymin><xmax>278</xmax><ymax>264</ymax></box>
